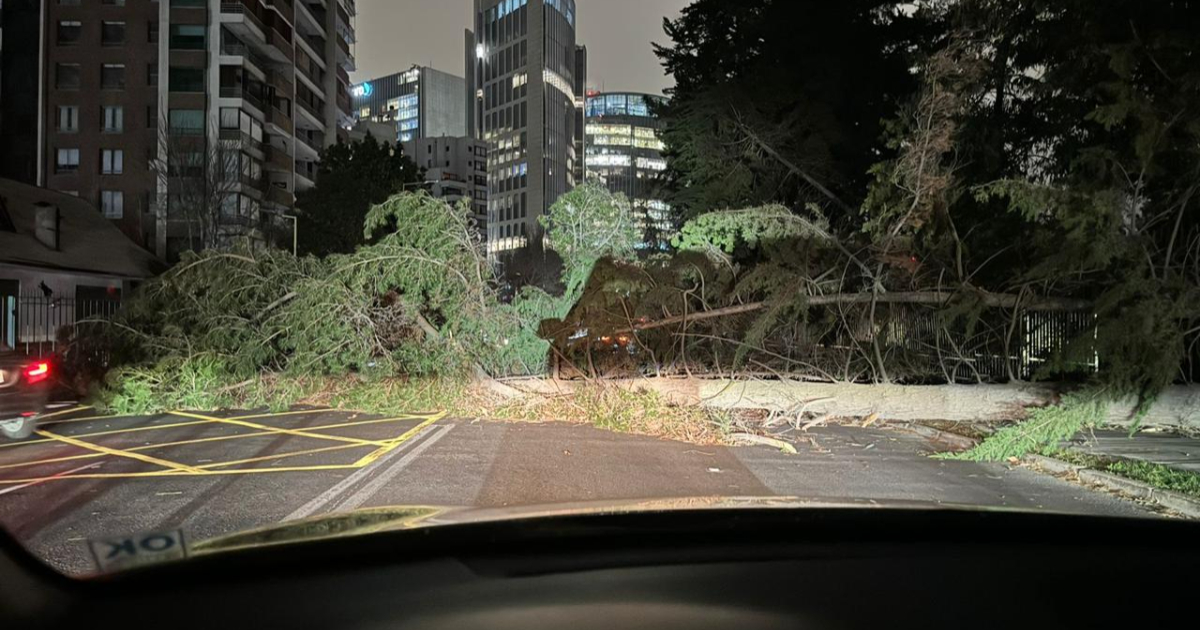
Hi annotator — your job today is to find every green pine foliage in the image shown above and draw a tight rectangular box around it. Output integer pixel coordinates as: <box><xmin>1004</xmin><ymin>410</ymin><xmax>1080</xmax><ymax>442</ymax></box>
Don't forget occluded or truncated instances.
<box><xmin>83</xmin><ymin>186</ymin><xmax>645</xmax><ymax>412</ymax></box>
<box><xmin>943</xmin><ymin>394</ymin><xmax>1110</xmax><ymax>462</ymax></box>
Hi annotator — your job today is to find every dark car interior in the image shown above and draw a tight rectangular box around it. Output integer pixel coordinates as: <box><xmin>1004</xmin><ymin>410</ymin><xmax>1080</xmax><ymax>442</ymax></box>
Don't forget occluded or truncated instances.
<box><xmin>1</xmin><ymin>509</ymin><xmax>1195</xmax><ymax>629</ymax></box>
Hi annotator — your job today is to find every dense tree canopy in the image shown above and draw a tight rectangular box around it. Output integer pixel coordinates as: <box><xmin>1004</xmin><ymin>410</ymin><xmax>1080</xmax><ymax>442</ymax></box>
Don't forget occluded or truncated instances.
<box><xmin>653</xmin><ymin>0</ymin><xmax>927</xmax><ymax>222</ymax></box>
<box><xmin>296</xmin><ymin>134</ymin><xmax>422</xmax><ymax>257</ymax></box>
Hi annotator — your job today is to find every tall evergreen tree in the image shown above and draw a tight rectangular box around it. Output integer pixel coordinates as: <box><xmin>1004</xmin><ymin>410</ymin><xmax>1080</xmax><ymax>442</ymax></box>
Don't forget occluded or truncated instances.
<box><xmin>296</xmin><ymin>134</ymin><xmax>423</xmax><ymax>257</ymax></box>
<box><xmin>653</xmin><ymin>0</ymin><xmax>926</xmax><ymax>223</ymax></box>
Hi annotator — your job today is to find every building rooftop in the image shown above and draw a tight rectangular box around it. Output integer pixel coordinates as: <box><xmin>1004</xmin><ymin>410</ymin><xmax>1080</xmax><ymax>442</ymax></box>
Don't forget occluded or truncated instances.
<box><xmin>0</xmin><ymin>179</ymin><xmax>162</xmax><ymax>279</ymax></box>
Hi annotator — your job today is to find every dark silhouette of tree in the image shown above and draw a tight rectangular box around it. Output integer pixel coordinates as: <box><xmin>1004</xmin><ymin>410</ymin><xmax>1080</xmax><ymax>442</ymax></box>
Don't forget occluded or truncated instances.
<box><xmin>653</xmin><ymin>0</ymin><xmax>927</xmax><ymax>223</ymax></box>
<box><xmin>296</xmin><ymin>133</ymin><xmax>422</xmax><ymax>257</ymax></box>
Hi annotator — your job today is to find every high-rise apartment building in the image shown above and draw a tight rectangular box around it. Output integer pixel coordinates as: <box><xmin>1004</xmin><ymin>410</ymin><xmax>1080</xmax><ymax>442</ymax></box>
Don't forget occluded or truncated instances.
<box><xmin>584</xmin><ymin>91</ymin><xmax>674</xmax><ymax>249</ymax></box>
<box><xmin>351</xmin><ymin>66</ymin><xmax>467</xmax><ymax>143</ymax></box>
<box><xmin>402</xmin><ymin>135</ymin><xmax>488</xmax><ymax>228</ymax></box>
<box><xmin>466</xmin><ymin>0</ymin><xmax>586</xmax><ymax>258</ymax></box>
<box><xmin>38</xmin><ymin>0</ymin><xmax>160</xmax><ymax>248</ymax></box>
<box><xmin>27</xmin><ymin>0</ymin><xmax>356</xmax><ymax>260</ymax></box>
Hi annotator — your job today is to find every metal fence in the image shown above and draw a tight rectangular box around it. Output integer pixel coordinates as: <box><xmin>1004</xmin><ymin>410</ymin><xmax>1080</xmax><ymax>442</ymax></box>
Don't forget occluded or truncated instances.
<box><xmin>565</xmin><ymin>302</ymin><xmax>1107</xmax><ymax>384</ymax></box>
<box><xmin>9</xmin><ymin>295</ymin><xmax>122</xmax><ymax>356</ymax></box>
<box><xmin>880</xmin><ymin>308</ymin><xmax>1098</xmax><ymax>383</ymax></box>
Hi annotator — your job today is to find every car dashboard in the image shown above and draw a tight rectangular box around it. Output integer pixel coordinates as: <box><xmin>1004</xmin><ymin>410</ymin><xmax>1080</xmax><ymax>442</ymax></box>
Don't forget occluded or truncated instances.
<box><xmin>1</xmin><ymin>509</ymin><xmax>1195</xmax><ymax>629</ymax></box>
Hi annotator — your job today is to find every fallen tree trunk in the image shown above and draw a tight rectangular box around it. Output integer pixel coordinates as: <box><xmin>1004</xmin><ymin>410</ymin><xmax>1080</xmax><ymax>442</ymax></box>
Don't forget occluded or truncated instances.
<box><xmin>613</xmin><ymin>292</ymin><xmax>1092</xmax><ymax>334</ymax></box>
<box><xmin>493</xmin><ymin>377</ymin><xmax>1200</xmax><ymax>429</ymax></box>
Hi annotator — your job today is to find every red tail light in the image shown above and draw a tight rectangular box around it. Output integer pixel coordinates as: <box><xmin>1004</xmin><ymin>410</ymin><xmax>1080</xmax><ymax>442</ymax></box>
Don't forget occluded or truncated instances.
<box><xmin>24</xmin><ymin>362</ymin><xmax>50</xmax><ymax>385</ymax></box>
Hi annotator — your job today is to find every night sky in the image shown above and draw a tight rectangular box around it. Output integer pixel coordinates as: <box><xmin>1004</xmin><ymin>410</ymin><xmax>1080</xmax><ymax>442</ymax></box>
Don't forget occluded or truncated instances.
<box><xmin>352</xmin><ymin>0</ymin><xmax>690</xmax><ymax>95</ymax></box>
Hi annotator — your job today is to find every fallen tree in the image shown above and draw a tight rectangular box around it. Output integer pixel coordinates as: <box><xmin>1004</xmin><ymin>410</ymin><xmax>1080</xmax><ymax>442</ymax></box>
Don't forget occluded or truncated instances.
<box><xmin>496</xmin><ymin>377</ymin><xmax>1200</xmax><ymax>430</ymax></box>
<box><xmin>615</xmin><ymin>291</ymin><xmax>1092</xmax><ymax>335</ymax></box>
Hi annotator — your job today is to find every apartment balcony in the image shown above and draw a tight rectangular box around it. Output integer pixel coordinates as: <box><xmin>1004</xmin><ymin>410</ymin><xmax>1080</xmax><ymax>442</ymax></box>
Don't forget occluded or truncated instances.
<box><xmin>265</xmin><ymin>102</ymin><xmax>294</xmax><ymax>136</ymax></box>
<box><xmin>296</xmin><ymin>55</ymin><xmax>325</xmax><ymax>92</ymax></box>
<box><xmin>299</xmin><ymin>33</ymin><xmax>328</xmax><ymax>69</ymax></box>
<box><xmin>228</xmin><ymin>174</ymin><xmax>266</xmax><ymax>202</ymax></box>
<box><xmin>220</xmin><ymin>2</ymin><xmax>292</xmax><ymax>64</ymax></box>
<box><xmin>266</xmin><ymin>184</ymin><xmax>295</xmax><ymax>208</ymax></box>
<box><xmin>296</xmin><ymin>0</ymin><xmax>325</xmax><ymax>36</ymax></box>
<box><xmin>268</xmin><ymin>27</ymin><xmax>295</xmax><ymax>64</ymax></box>
<box><xmin>295</xmin><ymin>129</ymin><xmax>324</xmax><ymax>160</ymax></box>
<box><xmin>336</xmin><ymin>64</ymin><xmax>349</xmax><ymax>85</ymax></box>
<box><xmin>336</xmin><ymin>33</ymin><xmax>355</xmax><ymax>72</ymax></box>
<box><xmin>264</xmin><ymin>145</ymin><xmax>294</xmax><ymax>173</ymax></box>
<box><xmin>220</xmin><ymin>42</ymin><xmax>272</xmax><ymax>79</ymax></box>
<box><xmin>336</xmin><ymin>92</ymin><xmax>350</xmax><ymax>116</ymax></box>
<box><xmin>267</xmin><ymin>0</ymin><xmax>295</xmax><ymax>14</ymax></box>
<box><xmin>220</xmin><ymin>85</ymin><xmax>266</xmax><ymax>115</ymax></box>
<box><xmin>296</xmin><ymin>161</ymin><xmax>318</xmax><ymax>192</ymax></box>
<box><xmin>296</xmin><ymin>96</ymin><xmax>324</xmax><ymax>130</ymax></box>
<box><xmin>218</xmin><ymin>128</ymin><xmax>265</xmax><ymax>159</ymax></box>
<box><xmin>267</xmin><ymin>69</ymin><xmax>294</xmax><ymax>98</ymax></box>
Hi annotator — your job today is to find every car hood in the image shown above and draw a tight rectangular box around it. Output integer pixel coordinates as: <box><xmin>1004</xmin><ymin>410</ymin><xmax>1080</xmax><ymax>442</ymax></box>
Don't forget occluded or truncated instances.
<box><xmin>191</xmin><ymin>496</ymin><xmax>1025</xmax><ymax>556</ymax></box>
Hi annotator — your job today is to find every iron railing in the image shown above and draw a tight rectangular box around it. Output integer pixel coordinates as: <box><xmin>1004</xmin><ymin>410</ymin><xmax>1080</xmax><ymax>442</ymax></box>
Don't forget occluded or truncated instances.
<box><xmin>9</xmin><ymin>295</ymin><xmax>122</xmax><ymax>355</ymax></box>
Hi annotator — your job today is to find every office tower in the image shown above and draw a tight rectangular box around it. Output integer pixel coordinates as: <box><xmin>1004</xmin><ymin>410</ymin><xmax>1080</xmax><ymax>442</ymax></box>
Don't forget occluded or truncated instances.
<box><xmin>466</xmin><ymin>0</ymin><xmax>584</xmax><ymax>258</ymax></box>
<box><xmin>584</xmin><ymin>91</ymin><xmax>674</xmax><ymax>249</ymax></box>
<box><xmin>351</xmin><ymin>65</ymin><xmax>467</xmax><ymax>143</ymax></box>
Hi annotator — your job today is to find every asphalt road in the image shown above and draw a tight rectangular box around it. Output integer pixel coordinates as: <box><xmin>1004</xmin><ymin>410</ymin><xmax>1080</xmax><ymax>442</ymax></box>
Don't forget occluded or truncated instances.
<box><xmin>0</xmin><ymin>406</ymin><xmax>1154</xmax><ymax>575</ymax></box>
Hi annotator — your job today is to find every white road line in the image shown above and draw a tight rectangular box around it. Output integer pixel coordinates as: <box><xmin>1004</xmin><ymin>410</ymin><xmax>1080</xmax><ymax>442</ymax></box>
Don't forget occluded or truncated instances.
<box><xmin>0</xmin><ymin>463</ymin><xmax>100</xmax><ymax>496</ymax></box>
<box><xmin>284</xmin><ymin>424</ymin><xmax>452</xmax><ymax>521</ymax></box>
<box><xmin>330</xmin><ymin>424</ymin><xmax>456</xmax><ymax>514</ymax></box>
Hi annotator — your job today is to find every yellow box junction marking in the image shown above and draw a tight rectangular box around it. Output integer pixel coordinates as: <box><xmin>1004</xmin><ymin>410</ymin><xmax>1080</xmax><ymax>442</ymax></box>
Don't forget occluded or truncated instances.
<box><xmin>169</xmin><ymin>411</ymin><xmax>390</xmax><ymax>447</ymax></box>
<box><xmin>33</xmin><ymin>429</ymin><xmax>207</xmax><ymax>475</ymax></box>
<box><xmin>0</xmin><ymin>409</ymin><xmax>446</xmax><ymax>485</ymax></box>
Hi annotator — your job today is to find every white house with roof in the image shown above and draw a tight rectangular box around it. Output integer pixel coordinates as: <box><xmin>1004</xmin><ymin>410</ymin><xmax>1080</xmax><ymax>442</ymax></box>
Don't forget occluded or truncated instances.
<box><xmin>0</xmin><ymin>179</ymin><xmax>161</xmax><ymax>352</ymax></box>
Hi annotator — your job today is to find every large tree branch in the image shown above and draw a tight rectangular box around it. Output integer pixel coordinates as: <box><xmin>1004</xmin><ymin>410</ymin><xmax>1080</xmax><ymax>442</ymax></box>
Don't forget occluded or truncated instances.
<box><xmin>611</xmin><ymin>291</ymin><xmax>1092</xmax><ymax>335</ymax></box>
<box><xmin>731</xmin><ymin>113</ymin><xmax>856</xmax><ymax>215</ymax></box>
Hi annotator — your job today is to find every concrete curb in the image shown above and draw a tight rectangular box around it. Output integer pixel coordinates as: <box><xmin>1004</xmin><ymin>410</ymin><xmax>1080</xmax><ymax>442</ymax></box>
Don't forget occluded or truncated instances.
<box><xmin>1024</xmin><ymin>454</ymin><xmax>1081</xmax><ymax>476</ymax></box>
<box><xmin>1024</xmin><ymin>454</ymin><xmax>1200</xmax><ymax>519</ymax></box>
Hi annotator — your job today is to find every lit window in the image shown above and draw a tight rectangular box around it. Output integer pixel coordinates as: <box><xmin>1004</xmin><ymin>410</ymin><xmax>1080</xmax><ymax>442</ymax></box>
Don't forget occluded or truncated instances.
<box><xmin>586</xmin><ymin>154</ymin><xmax>631</xmax><ymax>167</ymax></box>
<box><xmin>101</xmin><ymin>149</ymin><xmax>124</xmax><ymax>175</ymax></box>
<box><xmin>56</xmin><ymin>148</ymin><xmax>81</xmax><ymax>173</ymax></box>
<box><xmin>101</xmin><ymin>190</ymin><xmax>124</xmax><ymax>219</ymax></box>
<box><xmin>587</xmin><ymin>124</ymin><xmax>632</xmax><ymax>136</ymax></box>
<box><xmin>58</xmin><ymin>106</ymin><xmax>79</xmax><ymax>132</ymax></box>
<box><xmin>102</xmin><ymin>106</ymin><xmax>124</xmax><ymax>133</ymax></box>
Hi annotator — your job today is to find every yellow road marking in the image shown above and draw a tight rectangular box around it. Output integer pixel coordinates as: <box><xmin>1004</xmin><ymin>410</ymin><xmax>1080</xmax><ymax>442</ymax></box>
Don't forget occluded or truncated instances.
<box><xmin>0</xmin><ymin>411</ymin><xmax>448</xmax><ymax>484</ymax></box>
<box><xmin>227</xmin><ymin>408</ymin><xmax>347</xmax><ymax>421</ymax></box>
<box><xmin>0</xmin><ymin>464</ymin><xmax>370</xmax><ymax>484</ymax></box>
<box><xmin>36</xmin><ymin>406</ymin><xmax>94</xmax><ymax>420</ymax></box>
<box><xmin>169</xmin><ymin>411</ymin><xmax>389</xmax><ymax>447</ymax></box>
<box><xmin>198</xmin><ymin>444</ymin><xmax>367</xmax><ymax>470</ymax></box>
<box><xmin>351</xmin><ymin>412</ymin><xmax>446</xmax><ymax>467</ymax></box>
<box><xmin>0</xmin><ymin>420</ymin><xmax>218</xmax><ymax>449</ymax></box>
<box><xmin>0</xmin><ymin>415</ymin><xmax>433</xmax><ymax>471</ymax></box>
<box><xmin>42</xmin><ymin>414</ymin><xmax>124</xmax><ymax>426</ymax></box>
<box><xmin>34</xmin><ymin>429</ymin><xmax>207</xmax><ymax>475</ymax></box>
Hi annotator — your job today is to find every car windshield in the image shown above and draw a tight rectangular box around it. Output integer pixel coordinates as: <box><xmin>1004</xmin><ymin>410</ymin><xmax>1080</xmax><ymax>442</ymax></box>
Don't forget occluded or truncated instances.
<box><xmin>1</xmin><ymin>0</ymin><xmax>1199</xmax><ymax>576</ymax></box>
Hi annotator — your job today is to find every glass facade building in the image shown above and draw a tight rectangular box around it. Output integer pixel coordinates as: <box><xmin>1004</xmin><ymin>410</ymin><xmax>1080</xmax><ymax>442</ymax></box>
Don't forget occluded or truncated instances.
<box><xmin>584</xmin><ymin>92</ymin><xmax>674</xmax><ymax>249</ymax></box>
<box><xmin>466</xmin><ymin>0</ymin><xmax>585</xmax><ymax>257</ymax></box>
<box><xmin>350</xmin><ymin>66</ymin><xmax>467</xmax><ymax>143</ymax></box>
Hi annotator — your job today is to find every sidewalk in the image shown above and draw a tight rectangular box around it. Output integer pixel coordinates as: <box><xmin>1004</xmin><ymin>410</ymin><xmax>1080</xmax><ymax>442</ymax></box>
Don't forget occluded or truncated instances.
<box><xmin>1064</xmin><ymin>430</ymin><xmax>1200</xmax><ymax>473</ymax></box>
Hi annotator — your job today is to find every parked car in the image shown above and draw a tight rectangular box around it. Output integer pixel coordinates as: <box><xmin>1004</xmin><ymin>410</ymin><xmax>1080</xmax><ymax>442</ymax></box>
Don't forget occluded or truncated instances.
<box><xmin>0</xmin><ymin>352</ymin><xmax>53</xmax><ymax>440</ymax></box>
